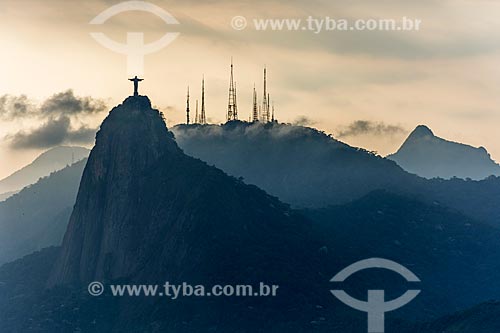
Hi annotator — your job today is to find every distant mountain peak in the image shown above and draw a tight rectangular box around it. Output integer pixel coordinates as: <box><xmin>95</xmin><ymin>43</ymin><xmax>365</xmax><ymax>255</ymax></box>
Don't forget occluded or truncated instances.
<box><xmin>388</xmin><ymin>124</ymin><xmax>500</xmax><ymax>180</ymax></box>
<box><xmin>48</xmin><ymin>95</ymin><xmax>309</xmax><ymax>288</ymax></box>
<box><xmin>0</xmin><ymin>146</ymin><xmax>90</xmax><ymax>196</ymax></box>
<box><xmin>409</xmin><ymin>124</ymin><xmax>434</xmax><ymax>139</ymax></box>
<box><xmin>48</xmin><ymin>95</ymin><xmax>180</xmax><ymax>285</ymax></box>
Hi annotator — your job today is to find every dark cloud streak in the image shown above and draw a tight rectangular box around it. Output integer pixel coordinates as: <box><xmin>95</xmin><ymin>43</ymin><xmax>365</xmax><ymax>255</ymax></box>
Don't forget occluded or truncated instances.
<box><xmin>337</xmin><ymin>120</ymin><xmax>405</xmax><ymax>138</ymax></box>
<box><xmin>40</xmin><ymin>90</ymin><xmax>106</xmax><ymax>115</ymax></box>
<box><xmin>1</xmin><ymin>90</ymin><xmax>105</xmax><ymax>149</ymax></box>
<box><xmin>292</xmin><ymin>115</ymin><xmax>316</xmax><ymax>127</ymax></box>
<box><xmin>8</xmin><ymin>116</ymin><xmax>97</xmax><ymax>149</ymax></box>
<box><xmin>0</xmin><ymin>95</ymin><xmax>34</xmax><ymax>120</ymax></box>
<box><xmin>0</xmin><ymin>90</ymin><xmax>106</xmax><ymax>120</ymax></box>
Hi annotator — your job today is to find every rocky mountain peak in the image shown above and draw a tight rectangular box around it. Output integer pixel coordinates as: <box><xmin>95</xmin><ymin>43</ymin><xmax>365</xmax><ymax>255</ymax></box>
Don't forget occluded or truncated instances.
<box><xmin>47</xmin><ymin>96</ymin><xmax>182</xmax><ymax>286</ymax></box>
<box><xmin>388</xmin><ymin>125</ymin><xmax>500</xmax><ymax>180</ymax></box>
<box><xmin>407</xmin><ymin>125</ymin><xmax>434</xmax><ymax>140</ymax></box>
<box><xmin>47</xmin><ymin>96</ymin><xmax>311</xmax><ymax>288</ymax></box>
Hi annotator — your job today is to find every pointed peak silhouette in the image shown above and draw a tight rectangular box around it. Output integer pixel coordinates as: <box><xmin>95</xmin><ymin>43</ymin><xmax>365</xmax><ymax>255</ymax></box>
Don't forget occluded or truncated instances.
<box><xmin>48</xmin><ymin>95</ymin><xmax>309</xmax><ymax>288</ymax></box>
<box><xmin>389</xmin><ymin>124</ymin><xmax>500</xmax><ymax>180</ymax></box>
<box><xmin>408</xmin><ymin>125</ymin><xmax>434</xmax><ymax>139</ymax></box>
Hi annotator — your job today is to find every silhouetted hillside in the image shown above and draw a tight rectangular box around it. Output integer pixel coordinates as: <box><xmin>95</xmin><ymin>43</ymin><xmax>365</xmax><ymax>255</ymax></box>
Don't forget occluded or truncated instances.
<box><xmin>304</xmin><ymin>191</ymin><xmax>500</xmax><ymax>319</ymax></box>
<box><xmin>0</xmin><ymin>97</ymin><xmax>500</xmax><ymax>333</ymax></box>
<box><xmin>0</xmin><ymin>110</ymin><xmax>497</xmax><ymax>330</ymax></box>
<box><xmin>37</xmin><ymin>96</ymin><xmax>325</xmax><ymax>332</ymax></box>
<box><xmin>0</xmin><ymin>190</ymin><xmax>19</xmax><ymax>202</ymax></box>
<box><xmin>0</xmin><ymin>159</ymin><xmax>85</xmax><ymax>265</ymax></box>
<box><xmin>0</xmin><ymin>98</ymin><xmax>436</xmax><ymax>331</ymax></box>
<box><xmin>1</xmin><ymin>100</ymin><xmax>499</xmax><ymax>332</ymax></box>
<box><xmin>409</xmin><ymin>301</ymin><xmax>500</xmax><ymax>332</ymax></box>
<box><xmin>3</xmin><ymin>189</ymin><xmax>500</xmax><ymax>331</ymax></box>
<box><xmin>174</xmin><ymin>122</ymin><xmax>405</xmax><ymax>207</ymax></box>
<box><xmin>0</xmin><ymin>247</ymin><xmax>60</xmax><ymax>331</ymax></box>
<box><xmin>388</xmin><ymin>125</ymin><xmax>500</xmax><ymax>180</ymax></box>
<box><xmin>0</xmin><ymin>146</ymin><xmax>89</xmax><ymax>199</ymax></box>
<box><xmin>173</xmin><ymin>122</ymin><xmax>500</xmax><ymax>226</ymax></box>
<box><xmin>2</xmin><ymin>123</ymin><xmax>500</xmax><ymax>269</ymax></box>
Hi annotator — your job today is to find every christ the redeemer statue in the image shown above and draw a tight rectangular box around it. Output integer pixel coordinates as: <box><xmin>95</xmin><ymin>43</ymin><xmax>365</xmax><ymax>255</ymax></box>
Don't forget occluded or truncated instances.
<box><xmin>129</xmin><ymin>76</ymin><xmax>144</xmax><ymax>96</ymax></box>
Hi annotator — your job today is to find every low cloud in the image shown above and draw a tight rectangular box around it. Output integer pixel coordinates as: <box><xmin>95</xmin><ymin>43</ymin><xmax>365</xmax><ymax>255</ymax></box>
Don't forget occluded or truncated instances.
<box><xmin>40</xmin><ymin>90</ymin><xmax>106</xmax><ymax>115</ymax></box>
<box><xmin>292</xmin><ymin>116</ymin><xmax>316</xmax><ymax>127</ymax></box>
<box><xmin>0</xmin><ymin>90</ymin><xmax>106</xmax><ymax>120</ymax></box>
<box><xmin>0</xmin><ymin>95</ymin><xmax>35</xmax><ymax>120</ymax></box>
<box><xmin>1</xmin><ymin>90</ymin><xmax>105</xmax><ymax>149</ymax></box>
<box><xmin>8</xmin><ymin>116</ymin><xmax>97</xmax><ymax>149</ymax></box>
<box><xmin>337</xmin><ymin>120</ymin><xmax>405</xmax><ymax>138</ymax></box>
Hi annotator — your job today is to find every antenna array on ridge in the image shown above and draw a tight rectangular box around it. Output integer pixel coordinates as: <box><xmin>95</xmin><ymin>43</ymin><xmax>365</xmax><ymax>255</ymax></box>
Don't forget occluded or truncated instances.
<box><xmin>186</xmin><ymin>60</ymin><xmax>277</xmax><ymax>125</ymax></box>
<box><xmin>200</xmin><ymin>77</ymin><xmax>207</xmax><ymax>125</ymax></box>
<box><xmin>186</xmin><ymin>86</ymin><xmax>190</xmax><ymax>125</ymax></box>
<box><xmin>227</xmin><ymin>59</ymin><xmax>238</xmax><ymax>121</ymax></box>
<box><xmin>252</xmin><ymin>84</ymin><xmax>258</xmax><ymax>122</ymax></box>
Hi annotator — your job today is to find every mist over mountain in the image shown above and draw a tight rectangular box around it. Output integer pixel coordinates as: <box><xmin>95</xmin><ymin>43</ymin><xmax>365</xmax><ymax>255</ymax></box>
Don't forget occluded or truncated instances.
<box><xmin>173</xmin><ymin>122</ymin><xmax>410</xmax><ymax>207</ymax></box>
<box><xmin>0</xmin><ymin>146</ymin><xmax>89</xmax><ymax>199</ymax></box>
<box><xmin>0</xmin><ymin>159</ymin><xmax>86</xmax><ymax>266</ymax></box>
<box><xmin>388</xmin><ymin>125</ymin><xmax>500</xmax><ymax>180</ymax></box>
<box><xmin>173</xmin><ymin>122</ymin><xmax>500</xmax><ymax>227</ymax></box>
<box><xmin>2</xmin><ymin>122</ymin><xmax>500</xmax><ymax>270</ymax></box>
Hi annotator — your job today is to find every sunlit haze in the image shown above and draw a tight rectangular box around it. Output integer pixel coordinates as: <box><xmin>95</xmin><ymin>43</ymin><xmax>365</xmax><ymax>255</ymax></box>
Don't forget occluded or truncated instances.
<box><xmin>2</xmin><ymin>0</ymin><xmax>500</xmax><ymax>178</ymax></box>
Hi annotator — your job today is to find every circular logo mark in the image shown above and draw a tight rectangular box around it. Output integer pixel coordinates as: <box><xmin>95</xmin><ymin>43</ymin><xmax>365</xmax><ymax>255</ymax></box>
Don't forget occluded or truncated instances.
<box><xmin>88</xmin><ymin>281</ymin><xmax>105</xmax><ymax>296</ymax></box>
<box><xmin>231</xmin><ymin>16</ymin><xmax>248</xmax><ymax>31</ymax></box>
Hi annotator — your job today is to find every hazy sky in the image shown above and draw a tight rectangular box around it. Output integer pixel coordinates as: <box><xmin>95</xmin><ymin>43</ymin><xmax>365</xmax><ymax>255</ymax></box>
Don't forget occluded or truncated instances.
<box><xmin>1</xmin><ymin>0</ymin><xmax>500</xmax><ymax>178</ymax></box>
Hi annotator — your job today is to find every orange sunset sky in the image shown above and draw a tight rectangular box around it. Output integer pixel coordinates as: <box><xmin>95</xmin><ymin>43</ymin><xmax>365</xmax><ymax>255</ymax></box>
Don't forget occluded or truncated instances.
<box><xmin>1</xmin><ymin>0</ymin><xmax>500</xmax><ymax>178</ymax></box>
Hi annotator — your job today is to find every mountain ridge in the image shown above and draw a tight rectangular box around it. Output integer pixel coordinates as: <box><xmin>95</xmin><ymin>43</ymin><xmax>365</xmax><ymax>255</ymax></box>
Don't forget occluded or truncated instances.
<box><xmin>0</xmin><ymin>146</ymin><xmax>89</xmax><ymax>197</ymax></box>
<box><xmin>0</xmin><ymin>159</ymin><xmax>86</xmax><ymax>266</ymax></box>
<box><xmin>48</xmin><ymin>96</ymin><xmax>315</xmax><ymax>289</ymax></box>
<box><xmin>1</xmin><ymin>96</ymin><xmax>500</xmax><ymax>332</ymax></box>
<box><xmin>173</xmin><ymin>122</ymin><xmax>500</xmax><ymax>227</ymax></box>
<box><xmin>388</xmin><ymin>125</ymin><xmax>500</xmax><ymax>180</ymax></box>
